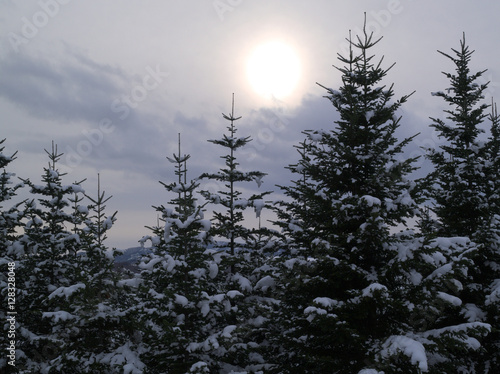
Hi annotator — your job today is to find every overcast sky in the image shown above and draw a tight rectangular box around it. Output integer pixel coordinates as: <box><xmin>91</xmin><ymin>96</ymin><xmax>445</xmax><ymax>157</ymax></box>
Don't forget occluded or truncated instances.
<box><xmin>1</xmin><ymin>0</ymin><xmax>500</xmax><ymax>249</ymax></box>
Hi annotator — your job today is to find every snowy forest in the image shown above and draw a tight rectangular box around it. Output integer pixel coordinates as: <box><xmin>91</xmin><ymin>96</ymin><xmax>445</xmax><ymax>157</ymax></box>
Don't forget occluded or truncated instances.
<box><xmin>2</xmin><ymin>27</ymin><xmax>500</xmax><ymax>374</ymax></box>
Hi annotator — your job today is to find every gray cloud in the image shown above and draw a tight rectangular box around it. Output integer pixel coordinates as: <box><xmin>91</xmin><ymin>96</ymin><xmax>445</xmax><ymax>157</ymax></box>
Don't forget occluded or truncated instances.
<box><xmin>2</xmin><ymin>1</ymin><xmax>500</xmax><ymax>249</ymax></box>
<box><xmin>0</xmin><ymin>46</ymin><xmax>128</xmax><ymax>123</ymax></box>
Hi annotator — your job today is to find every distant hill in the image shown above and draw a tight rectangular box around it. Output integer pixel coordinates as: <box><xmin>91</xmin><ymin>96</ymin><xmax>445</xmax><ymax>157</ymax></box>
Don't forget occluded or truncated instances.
<box><xmin>114</xmin><ymin>246</ymin><xmax>150</xmax><ymax>272</ymax></box>
<box><xmin>113</xmin><ymin>243</ymin><xmax>229</xmax><ymax>272</ymax></box>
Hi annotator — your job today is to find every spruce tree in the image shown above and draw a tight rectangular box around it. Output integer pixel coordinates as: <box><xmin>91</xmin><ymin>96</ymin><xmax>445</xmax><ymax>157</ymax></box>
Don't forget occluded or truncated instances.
<box><xmin>425</xmin><ymin>35</ymin><xmax>500</xmax><ymax>372</ymax></box>
<box><xmin>46</xmin><ymin>175</ymin><xmax>143</xmax><ymax>373</ymax></box>
<box><xmin>138</xmin><ymin>135</ymin><xmax>234</xmax><ymax>373</ymax></box>
<box><xmin>198</xmin><ymin>96</ymin><xmax>276</xmax><ymax>372</ymax></box>
<box><xmin>0</xmin><ymin>139</ymin><xmax>24</xmax><ymax>371</ymax></box>
<box><xmin>199</xmin><ymin>94</ymin><xmax>271</xmax><ymax>259</ymax></box>
<box><xmin>271</xmin><ymin>25</ymin><xmax>421</xmax><ymax>373</ymax></box>
<box><xmin>426</xmin><ymin>33</ymin><xmax>490</xmax><ymax>237</ymax></box>
<box><xmin>14</xmin><ymin>142</ymin><xmax>87</xmax><ymax>372</ymax></box>
<box><xmin>469</xmin><ymin>103</ymin><xmax>500</xmax><ymax>372</ymax></box>
<box><xmin>0</xmin><ymin>139</ymin><xmax>23</xmax><ymax>252</ymax></box>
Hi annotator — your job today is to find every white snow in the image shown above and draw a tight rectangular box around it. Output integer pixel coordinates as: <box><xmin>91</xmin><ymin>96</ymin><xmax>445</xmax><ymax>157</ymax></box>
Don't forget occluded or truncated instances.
<box><xmin>361</xmin><ymin>195</ymin><xmax>381</xmax><ymax>207</ymax></box>
<box><xmin>308</xmin><ymin>132</ymin><xmax>324</xmax><ymax>142</ymax></box>
<box><xmin>174</xmin><ymin>294</ymin><xmax>189</xmax><ymax>306</ymax></box>
<box><xmin>189</xmin><ymin>361</ymin><xmax>209</xmax><ymax>373</ymax></box>
<box><xmin>221</xmin><ymin>325</ymin><xmax>237</xmax><ymax>338</ymax></box>
<box><xmin>437</xmin><ymin>291</ymin><xmax>462</xmax><ymax>306</ymax></box>
<box><xmin>249</xmin><ymin>315</ymin><xmax>266</xmax><ymax>327</ymax></box>
<box><xmin>199</xmin><ymin>219</ymin><xmax>211</xmax><ymax>232</ymax></box>
<box><xmin>255</xmin><ymin>275</ymin><xmax>275</xmax><ymax>291</ymax></box>
<box><xmin>164</xmin><ymin>221</ymin><xmax>173</xmax><ymax>243</ymax></box>
<box><xmin>102</xmin><ymin>216</ymin><xmax>114</xmax><ymax>230</ymax></box>
<box><xmin>253</xmin><ymin>199</ymin><xmax>265</xmax><ymax>218</ymax></box>
<box><xmin>118</xmin><ymin>277</ymin><xmax>142</xmax><ymax>288</ymax></box>
<box><xmin>304</xmin><ymin>306</ymin><xmax>327</xmax><ymax>321</ymax></box>
<box><xmin>77</xmin><ymin>205</ymin><xmax>89</xmax><ymax>214</ymax></box>
<box><xmin>409</xmin><ymin>270</ymin><xmax>423</xmax><ymax>285</ymax></box>
<box><xmin>430</xmin><ymin>236</ymin><xmax>471</xmax><ymax>250</ymax></box>
<box><xmin>381</xmin><ymin>335</ymin><xmax>428</xmax><ymax>371</ymax></box>
<box><xmin>199</xmin><ymin>300</ymin><xmax>211</xmax><ymax>317</ymax></box>
<box><xmin>427</xmin><ymin>263</ymin><xmax>452</xmax><ymax>279</ymax></box>
<box><xmin>233</xmin><ymin>198</ymin><xmax>248</xmax><ymax>208</ymax></box>
<box><xmin>463</xmin><ymin>303</ymin><xmax>486</xmax><ymax>322</ymax></box>
<box><xmin>42</xmin><ymin>311</ymin><xmax>76</xmax><ymax>322</ymax></box>
<box><xmin>486</xmin><ymin>278</ymin><xmax>500</xmax><ymax>305</ymax></box>
<box><xmin>253</xmin><ymin>174</ymin><xmax>264</xmax><ymax>188</ymax></box>
<box><xmin>70</xmin><ymin>184</ymin><xmax>84</xmax><ymax>193</ymax></box>
<box><xmin>209</xmin><ymin>262</ymin><xmax>219</xmax><ymax>279</ymax></box>
<box><xmin>362</xmin><ymin>283</ymin><xmax>388</xmax><ymax>297</ymax></box>
<box><xmin>139</xmin><ymin>257</ymin><xmax>162</xmax><ymax>271</ymax></box>
<box><xmin>227</xmin><ymin>290</ymin><xmax>244</xmax><ymax>298</ymax></box>
<box><xmin>48</xmin><ymin>283</ymin><xmax>85</xmax><ymax>300</ymax></box>
<box><xmin>64</xmin><ymin>233</ymin><xmax>80</xmax><ymax>244</ymax></box>
<box><xmin>100</xmin><ymin>343</ymin><xmax>145</xmax><ymax>373</ymax></box>
<box><xmin>288</xmin><ymin>222</ymin><xmax>302</xmax><ymax>232</ymax></box>
<box><xmin>423</xmin><ymin>322</ymin><xmax>491</xmax><ymax>339</ymax></box>
<box><xmin>233</xmin><ymin>273</ymin><xmax>252</xmax><ymax>292</ymax></box>
<box><xmin>311</xmin><ymin>238</ymin><xmax>331</xmax><ymax>249</ymax></box>
<box><xmin>313</xmin><ymin>297</ymin><xmax>339</xmax><ymax>308</ymax></box>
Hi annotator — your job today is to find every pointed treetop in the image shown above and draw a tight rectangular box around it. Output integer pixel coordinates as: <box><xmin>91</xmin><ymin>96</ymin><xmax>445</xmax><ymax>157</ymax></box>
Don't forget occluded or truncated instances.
<box><xmin>45</xmin><ymin>140</ymin><xmax>66</xmax><ymax>176</ymax></box>
<box><xmin>222</xmin><ymin>94</ymin><xmax>242</xmax><ymax>133</ymax></box>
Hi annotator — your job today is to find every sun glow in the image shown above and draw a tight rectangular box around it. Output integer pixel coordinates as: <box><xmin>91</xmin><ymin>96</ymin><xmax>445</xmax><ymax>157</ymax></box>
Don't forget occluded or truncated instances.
<box><xmin>246</xmin><ymin>41</ymin><xmax>301</xmax><ymax>99</ymax></box>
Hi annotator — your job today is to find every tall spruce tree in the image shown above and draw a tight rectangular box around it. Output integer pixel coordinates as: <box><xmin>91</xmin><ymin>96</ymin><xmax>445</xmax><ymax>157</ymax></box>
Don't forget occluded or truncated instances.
<box><xmin>14</xmin><ymin>142</ymin><xmax>87</xmax><ymax>372</ymax></box>
<box><xmin>199</xmin><ymin>94</ymin><xmax>271</xmax><ymax>259</ymax></box>
<box><xmin>138</xmin><ymin>135</ymin><xmax>235</xmax><ymax>373</ymax></box>
<box><xmin>426</xmin><ymin>33</ymin><xmax>490</xmax><ymax>238</ymax></box>
<box><xmin>425</xmin><ymin>35</ymin><xmax>500</xmax><ymax>372</ymax></box>
<box><xmin>198</xmin><ymin>96</ymin><xmax>276</xmax><ymax>372</ymax></box>
<box><xmin>472</xmin><ymin>102</ymin><xmax>500</xmax><ymax>373</ymax></box>
<box><xmin>271</xmin><ymin>25</ymin><xmax>421</xmax><ymax>373</ymax></box>
<box><xmin>0</xmin><ymin>139</ymin><xmax>23</xmax><ymax>253</ymax></box>
<box><xmin>0</xmin><ymin>139</ymin><xmax>25</xmax><ymax>371</ymax></box>
<box><xmin>46</xmin><ymin>175</ymin><xmax>143</xmax><ymax>373</ymax></box>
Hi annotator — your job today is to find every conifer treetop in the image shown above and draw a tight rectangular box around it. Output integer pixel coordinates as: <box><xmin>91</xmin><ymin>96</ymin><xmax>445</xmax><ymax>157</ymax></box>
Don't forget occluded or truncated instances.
<box><xmin>430</xmin><ymin>33</ymin><xmax>489</xmax><ymax>150</ymax></box>
<box><xmin>0</xmin><ymin>138</ymin><xmax>18</xmax><ymax>169</ymax></box>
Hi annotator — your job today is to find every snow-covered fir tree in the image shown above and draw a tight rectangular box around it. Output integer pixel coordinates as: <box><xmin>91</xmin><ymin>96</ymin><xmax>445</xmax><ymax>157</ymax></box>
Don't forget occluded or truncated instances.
<box><xmin>13</xmin><ymin>142</ymin><xmax>87</xmax><ymax>372</ymax></box>
<box><xmin>271</xmin><ymin>25</ymin><xmax>419</xmax><ymax>372</ymax></box>
<box><xmin>199</xmin><ymin>95</ymin><xmax>271</xmax><ymax>258</ymax></box>
<box><xmin>426</xmin><ymin>34</ymin><xmax>490</xmax><ymax>238</ymax></box>
<box><xmin>425</xmin><ymin>35</ymin><xmax>500</xmax><ymax>372</ymax></box>
<box><xmin>0</xmin><ymin>138</ymin><xmax>25</xmax><ymax>371</ymax></box>
<box><xmin>44</xmin><ymin>174</ymin><xmax>143</xmax><ymax>373</ymax></box>
<box><xmin>0</xmin><ymin>138</ymin><xmax>23</xmax><ymax>253</ymax></box>
<box><xmin>137</xmin><ymin>135</ymin><xmax>240</xmax><ymax>373</ymax></box>
<box><xmin>199</xmin><ymin>96</ymin><xmax>277</xmax><ymax>372</ymax></box>
<box><xmin>482</xmin><ymin>106</ymin><xmax>500</xmax><ymax>369</ymax></box>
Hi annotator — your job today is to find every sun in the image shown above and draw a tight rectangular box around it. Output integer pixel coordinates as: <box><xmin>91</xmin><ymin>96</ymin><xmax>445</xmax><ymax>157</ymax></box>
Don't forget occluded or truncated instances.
<box><xmin>246</xmin><ymin>41</ymin><xmax>300</xmax><ymax>99</ymax></box>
